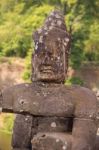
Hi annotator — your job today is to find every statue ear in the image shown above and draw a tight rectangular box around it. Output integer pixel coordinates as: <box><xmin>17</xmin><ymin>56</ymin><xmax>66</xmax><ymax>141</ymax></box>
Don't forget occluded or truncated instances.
<box><xmin>32</xmin><ymin>31</ymin><xmax>36</xmax><ymax>39</ymax></box>
<box><xmin>32</xmin><ymin>31</ymin><xmax>39</xmax><ymax>43</ymax></box>
<box><xmin>31</xmin><ymin>53</ymin><xmax>37</xmax><ymax>82</ymax></box>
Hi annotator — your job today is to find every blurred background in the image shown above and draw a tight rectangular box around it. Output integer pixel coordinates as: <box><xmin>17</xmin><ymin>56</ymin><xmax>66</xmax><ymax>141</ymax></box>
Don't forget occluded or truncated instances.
<box><xmin>0</xmin><ymin>0</ymin><xmax>99</xmax><ymax>150</ymax></box>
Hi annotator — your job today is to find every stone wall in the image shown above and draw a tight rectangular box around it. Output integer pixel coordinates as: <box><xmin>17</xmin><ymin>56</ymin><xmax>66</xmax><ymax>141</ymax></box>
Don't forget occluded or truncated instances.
<box><xmin>68</xmin><ymin>64</ymin><xmax>99</xmax><ymax>90</ymax></box>
<box><xmin>0</xmin><ymin>58</ymin><xmax>24</xmax><ymax>90</ymax></box>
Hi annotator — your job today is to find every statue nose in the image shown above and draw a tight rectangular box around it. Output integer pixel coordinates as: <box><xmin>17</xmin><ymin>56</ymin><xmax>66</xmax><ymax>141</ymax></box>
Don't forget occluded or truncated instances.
<box><xmin>43</xmin><ymin>51</ymin><xmax>52</xmax><ymax>65</ymax></box>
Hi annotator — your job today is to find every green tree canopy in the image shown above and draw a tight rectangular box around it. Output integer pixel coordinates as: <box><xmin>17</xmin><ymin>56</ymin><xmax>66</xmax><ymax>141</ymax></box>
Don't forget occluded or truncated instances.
<box><xmin>0</xmin><ymin>0</ymin><xmax>98</xmax><ymax>68</ymax></box>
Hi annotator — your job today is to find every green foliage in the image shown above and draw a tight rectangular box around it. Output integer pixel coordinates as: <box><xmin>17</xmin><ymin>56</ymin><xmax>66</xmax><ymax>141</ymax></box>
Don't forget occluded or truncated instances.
<box><xmin>1</xmin><ymin>114</ymin><xmax>14</xmax><ymax>133</ymax></box>
<box><xmin>65</xmin><ymin>0</ymin><xmax>99</xmax><ymax>68</ymax></box>
<box><xmin>65</xmin><ymin>76</ymin><xmax>84</xmax><ymax>86</ymax></box>
<box><xmin>0</xmin><ymin>0</ymin><xmax>99</xmax><ymax>79</ymax></box>
<box><xmin>22</xmin><ymin>49</ymin><xmax>32</xmax><ymax>81</ymax></box>
<box><xmin>0</xmin><ymin>1</ymin><xmax>53</xmax><ymax>57</ymax></box>
<box><xmin>84</xmin><ymin>21</ymin><xmax>99</xmax><ymax>62</ymax></box>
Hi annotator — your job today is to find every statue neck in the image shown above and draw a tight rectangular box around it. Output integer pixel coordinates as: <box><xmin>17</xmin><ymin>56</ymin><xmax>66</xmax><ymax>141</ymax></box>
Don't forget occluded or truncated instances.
<box><xmin>32</xmin><ymin>80</ymin><xmax>65</xmax><ymax>87</ymax></box>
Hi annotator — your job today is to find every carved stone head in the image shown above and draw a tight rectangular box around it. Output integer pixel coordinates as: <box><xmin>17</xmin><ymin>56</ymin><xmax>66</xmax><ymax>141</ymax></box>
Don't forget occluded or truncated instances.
<box><xmin>32</xmin><ymin>9</ymin><xmax>71</xmax><ymax>83</ymax></box>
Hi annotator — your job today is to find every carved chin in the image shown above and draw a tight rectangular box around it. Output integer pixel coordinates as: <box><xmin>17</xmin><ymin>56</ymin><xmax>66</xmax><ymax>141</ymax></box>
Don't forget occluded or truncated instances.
<box><xmin>37</xmin><ymin>73</ymin><xmax>65</xmax><ymax>83</ymax></box>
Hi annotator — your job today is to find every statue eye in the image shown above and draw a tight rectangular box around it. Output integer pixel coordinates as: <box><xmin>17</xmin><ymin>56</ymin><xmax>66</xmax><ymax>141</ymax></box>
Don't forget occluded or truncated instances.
<box><xmin>38</xmin><ymin>51</ymin><xmax>45</xmax><ymax>56</ymax></box>
<box><xmin>51</xmin><ymin>57</ymin><xmax>54</xmax><ymax>61</ymax></box>
<box><xmin>35</xmin><ymin>43</ymin><xmax>45</xmax><ymax>53</ymax></box>
<box><xmin>57</xmin><ymin>56</ymin><xmax>60</xmax><ymax>60</ymax></box>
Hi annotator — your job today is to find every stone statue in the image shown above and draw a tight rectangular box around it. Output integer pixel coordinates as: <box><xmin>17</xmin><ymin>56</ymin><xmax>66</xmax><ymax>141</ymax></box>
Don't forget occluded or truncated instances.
<box><xmin>0</xmin><ymin>10</ymin><xmax>98</xmax><ymax>150</ymax></box>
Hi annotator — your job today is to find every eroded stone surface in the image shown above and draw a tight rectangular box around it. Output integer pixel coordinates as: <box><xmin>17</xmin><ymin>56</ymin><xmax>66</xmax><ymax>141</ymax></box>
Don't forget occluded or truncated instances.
<box><xmin>32</xmin><ymin>132</ymin><xmax>72</xmax><ymax>150</ymax></box>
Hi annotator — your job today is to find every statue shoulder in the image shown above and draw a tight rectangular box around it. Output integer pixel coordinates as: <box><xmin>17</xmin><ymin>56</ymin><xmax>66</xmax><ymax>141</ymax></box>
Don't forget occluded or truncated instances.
<box><xmin>2</xmin><ymin>83</ymin><xmax>34</xmax><ymax>95</ymax></box>
<box><xmin>1</xmin><ymin>83</ymin><xmax>37</xmax><ymax>105</ymax></box>
<box><xmin>72</xmin><ymin>85</ymin><xmax>97</xmax><ymax>103</ymax></box>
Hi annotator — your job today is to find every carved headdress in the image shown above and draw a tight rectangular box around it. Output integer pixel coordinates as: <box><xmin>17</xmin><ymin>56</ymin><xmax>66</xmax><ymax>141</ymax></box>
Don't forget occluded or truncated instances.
<box><xmin>33</xmin><ymin>9</ymin><xmax>71</xmax><ymax>54</ymax></box>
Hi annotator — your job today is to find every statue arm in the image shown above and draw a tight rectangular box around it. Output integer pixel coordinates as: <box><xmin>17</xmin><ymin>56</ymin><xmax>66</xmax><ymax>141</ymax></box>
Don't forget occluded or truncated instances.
<box><xmin>0</xmin><ymin>83</ymin><xmax>45</xmax><ymax>116</ymax></box>
<box><xmin>72</xmin><ymin>87</ymin><xmax>98</xmax><ymax>150</ymax></box>
<box><xmin>12</xmin><ymin>114</ymin><xmax>33</xmax><ymax>149</ymax></box>
<box><xmin>72</xmin><ymin>118</ymin><xmax>97</xmax><ymax>150</ymax></box>
<box><xmin>0</xmin><ymin>84</ymin><xmax>32</xmax><ymax>114</ymax></box>
<box><xmin>0</xmin><ymin>87</ymin><xmax>15</xmax><ymax>113</ymax></box>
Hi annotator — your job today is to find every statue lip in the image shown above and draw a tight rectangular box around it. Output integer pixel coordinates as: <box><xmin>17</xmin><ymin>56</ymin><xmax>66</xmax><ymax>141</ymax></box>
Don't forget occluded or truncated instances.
<box><xmin>40</xmin><ymin>66</ymin><xmax>54</xmax><ymax>73</ymax></box>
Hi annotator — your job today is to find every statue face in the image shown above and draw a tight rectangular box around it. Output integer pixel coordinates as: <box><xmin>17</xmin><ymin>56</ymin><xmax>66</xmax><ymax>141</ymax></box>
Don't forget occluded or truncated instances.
<box><xmin>32</xmin><ymin>10</ymin><xmax>70</xmax><ymax>83</ymax></box>
<box><xmin>32</xmin><ymin>32</ymin><xmax>70</xmax><ymax>83</ymax></box>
